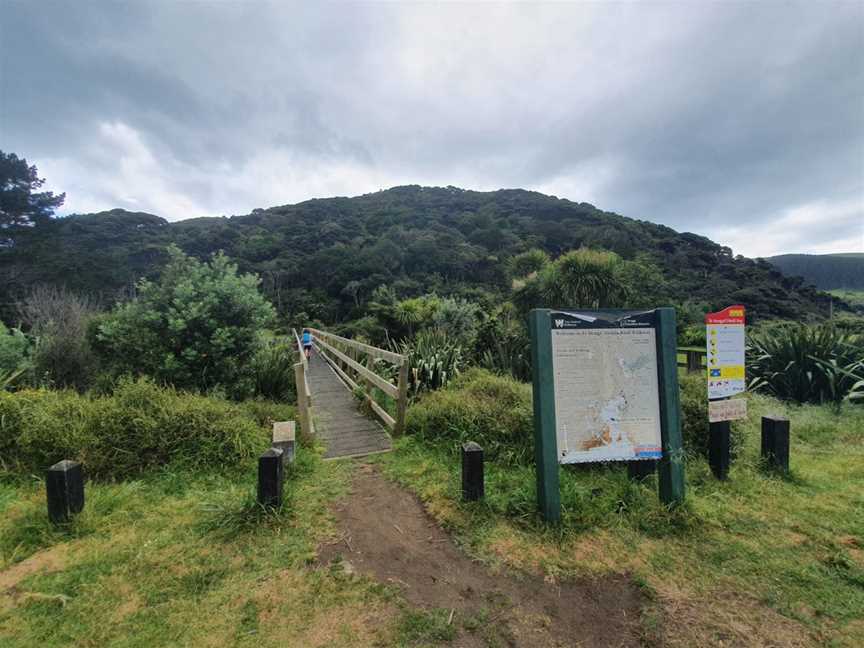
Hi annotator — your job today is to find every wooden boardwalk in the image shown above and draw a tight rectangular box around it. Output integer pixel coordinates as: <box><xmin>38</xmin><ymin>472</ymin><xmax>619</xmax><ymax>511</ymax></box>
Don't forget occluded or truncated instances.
<box><xmin>306</xmin><ymin>352</ymin><xmax>392</xmax><ymax>459</ymax></box>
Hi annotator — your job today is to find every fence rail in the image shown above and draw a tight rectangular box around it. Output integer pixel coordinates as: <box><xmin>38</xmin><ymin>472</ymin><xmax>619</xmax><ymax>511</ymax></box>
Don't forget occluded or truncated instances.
<box><xmin>308</xmin><ymin>328</ymin><xmax>409</xmax><ymax>435</ymax></box>
<box><xmin>292</xmin><ymin>329</ymin><xmax>314</xmax><ymax>436</ymax></box>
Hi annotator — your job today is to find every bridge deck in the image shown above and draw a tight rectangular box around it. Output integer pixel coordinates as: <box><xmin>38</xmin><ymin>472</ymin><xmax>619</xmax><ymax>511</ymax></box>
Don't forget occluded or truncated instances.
<box><xmin>306</xmin><ymin>352</ymin><xmax>392</xmax><ymax>459</ymax></box>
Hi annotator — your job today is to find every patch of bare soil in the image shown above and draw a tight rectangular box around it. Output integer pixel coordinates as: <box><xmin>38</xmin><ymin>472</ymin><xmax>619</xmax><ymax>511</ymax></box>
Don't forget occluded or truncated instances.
<box><xmin>0</xmin><ymin>543</ymin><xmax>70</xmax><ymax>593</ymax></box>
<box><xmin>318</xmin><ymin>464</ymin><xmax>645</xmax><ymax>647</ymax></box>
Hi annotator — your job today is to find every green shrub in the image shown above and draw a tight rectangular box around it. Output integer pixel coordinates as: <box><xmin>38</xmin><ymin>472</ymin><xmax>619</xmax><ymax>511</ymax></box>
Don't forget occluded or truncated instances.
<box><xmin>94</xmin><ymin>246</ymin><xmax>275</xmax><ymax>396</ymax></box>
<box><xmin>0</xmin><ymin>378</ymin><xmax>268</xmax><ymax>478</ymax></box>
<box><xmin>747</xmin><ymin>323</ymin><xmax>864</xmax><ymax>404</ymax></box>
<box><xmin>405</xmin><ymin>368</ymin><xmax>532</xmax><ymax>464</ymax></box>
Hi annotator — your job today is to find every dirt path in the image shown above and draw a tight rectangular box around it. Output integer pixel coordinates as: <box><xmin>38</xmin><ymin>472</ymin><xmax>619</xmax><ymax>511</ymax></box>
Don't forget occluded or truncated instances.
<box><xmin>318</xmin><ymin>464</ymin><xmax>645</xmax><ymax>647</ymax></box>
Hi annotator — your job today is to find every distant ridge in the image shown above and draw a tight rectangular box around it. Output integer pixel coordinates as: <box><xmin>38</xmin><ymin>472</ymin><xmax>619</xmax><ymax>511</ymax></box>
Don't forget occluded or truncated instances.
<box><xmin>767</xmin><ymin>253</ymin><xmax>864</xmax><ymax>290</ymax></box>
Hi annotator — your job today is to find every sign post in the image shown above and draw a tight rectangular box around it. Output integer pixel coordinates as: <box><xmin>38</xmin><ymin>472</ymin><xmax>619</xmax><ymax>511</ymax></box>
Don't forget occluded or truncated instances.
<box><xmin>529</xmin><ymin>307</ymin><xmax>685</xmax><ymax>522</ymax></box>
<box><xmin>705</xmin><ymin>305</ymin><xmax>746</xmax><ymax>480</ymax></box>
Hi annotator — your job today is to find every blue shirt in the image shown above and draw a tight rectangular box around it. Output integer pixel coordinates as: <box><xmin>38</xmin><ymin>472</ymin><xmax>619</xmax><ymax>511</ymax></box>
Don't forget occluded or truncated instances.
<box><xmin>302</xmin><ymin>332</ymin><xmax>312</xmax><ymax>345</ymax></box>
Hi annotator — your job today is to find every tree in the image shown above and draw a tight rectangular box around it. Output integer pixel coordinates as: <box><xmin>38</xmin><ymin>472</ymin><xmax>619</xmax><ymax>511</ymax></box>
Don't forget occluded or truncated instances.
<box><xmin>94</xmin><ymin>246</ymin><xmax>275</xmax><ymax>395</ymax></box>
<box><xmin>0</xmin><ymin>151</ymin><xmax>65</xmax><ymax>228</ymax></box>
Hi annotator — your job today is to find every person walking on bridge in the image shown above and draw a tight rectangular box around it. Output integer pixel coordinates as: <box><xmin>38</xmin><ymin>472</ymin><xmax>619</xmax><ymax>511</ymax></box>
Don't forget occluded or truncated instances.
<box><xmin>302</xmin><ymin>328</ymin><xmax>314</xmax><ymax>359</ymax></box>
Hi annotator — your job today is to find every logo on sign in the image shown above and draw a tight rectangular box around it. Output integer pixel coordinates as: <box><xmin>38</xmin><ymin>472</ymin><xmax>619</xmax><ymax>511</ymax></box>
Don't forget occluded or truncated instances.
<box><xmin>555</xmin><ymin>320</ymin><xmax>564</xmax><ymax>327</ymax></box>
<box><xmin>710</xmin><ymin>369</ymin><xmax>721</xmax><ymax>377</ymax></box>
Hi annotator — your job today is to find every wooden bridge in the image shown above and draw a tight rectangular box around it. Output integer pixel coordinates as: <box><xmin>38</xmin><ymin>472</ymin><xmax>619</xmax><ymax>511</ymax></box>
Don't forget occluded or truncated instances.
<box><xmin>293</xmin><ymin>329</ymin><xmax>408</xmax><ymax>459</ymax></box>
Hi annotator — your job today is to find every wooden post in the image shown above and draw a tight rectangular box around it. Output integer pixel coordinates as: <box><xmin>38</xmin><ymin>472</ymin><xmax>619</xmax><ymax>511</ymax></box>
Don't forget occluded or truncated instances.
<box><xmin>655</xmin><ymin>308</ymin><xmax>686</xmax><ymax>506</ymax></box>
<box><xmin>46</xmin><ymin>460</ymin><xmax>84</xmax><ymax>524</ymax></box>
<box><xmin>761</xmin><ymin>415</ymin><xmax>790</xmax><ymax>473</ymax></box>
<box><xmin>529</xmin><ymin>309</ymin><xmax>561</xmax><ymax>524</ymax></box>
<box><xmin>257</xmin><ymin>448</ymin><xmax>284</xmax><ymax>508</ymax></box>
<box><xmin>627</xmin><ymin>460</ymin><xmax>656</xmax><ymax>481</ymax></box>
<box><xmin>272</xmin><ymin>421</ymin><xmax>296</xmax><ymax>466</ymax></box>
<box><xmin>294</xmin><ymin>362</ymin><xmax>309</xmax><ymax>435</ymax></box>
<box><xmin>394</xmin><ymin>359</ymin><xmax>409</xmax><ymax>436</ymax></box>
<box><xmin>686</xmin><ymin>350</ymin><xmax>701</xmax><ymax>374</ymax></box>
<box><xmin>461</xmin><ymin>442</ymin><xmax>485</xmax><ymax>501</ymax></box>
<box><xmin>709</xmin><ymin>420</ymin><xmax>731</xmax><ymax>480</ymax></box>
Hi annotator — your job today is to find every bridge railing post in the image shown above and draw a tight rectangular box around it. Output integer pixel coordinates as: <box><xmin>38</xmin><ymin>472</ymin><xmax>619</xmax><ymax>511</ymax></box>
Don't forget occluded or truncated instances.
<box><xmin>294</xmin><ymin>361</ymin><xmax>312</xmax><ymax>436</ymax></box>
<box><xmin>394</xmin><ymin>358</ymin><xmax>409</xmax><ymax>436</ymax></box>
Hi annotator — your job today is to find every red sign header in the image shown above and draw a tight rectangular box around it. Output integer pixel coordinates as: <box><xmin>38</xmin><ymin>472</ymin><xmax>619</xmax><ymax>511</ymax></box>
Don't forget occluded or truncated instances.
<box><xmin>705</xmin><ymin>305</ymin><xmax>745</xmax><ymax>325</ymax></box>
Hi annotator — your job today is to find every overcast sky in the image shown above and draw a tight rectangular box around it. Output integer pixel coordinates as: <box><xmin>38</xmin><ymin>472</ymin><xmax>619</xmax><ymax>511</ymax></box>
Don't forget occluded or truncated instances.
<box><xmin>2</xmin><ymin>1</ymin><xmax>862</xmax><ymax>257</ymax></box>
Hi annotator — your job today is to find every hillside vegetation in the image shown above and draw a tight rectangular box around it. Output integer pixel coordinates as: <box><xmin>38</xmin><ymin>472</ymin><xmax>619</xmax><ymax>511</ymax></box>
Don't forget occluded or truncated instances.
<box><xmin>768</xmin><ymin>253</ymin><xmax>864</xmax><ymax>291</ymax></box>
<box><xmin>0</xmin><ymin>186</ymin><xmax>831</xmax><ymax>324</ymax></box>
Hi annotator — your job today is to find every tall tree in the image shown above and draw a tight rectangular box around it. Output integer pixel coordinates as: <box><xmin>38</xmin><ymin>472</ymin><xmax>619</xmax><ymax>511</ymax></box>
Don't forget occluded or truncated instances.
<box><xmin>0</xmin><ymin>151</ymin><xmax>65</xmax><ymax>228</ymax></box>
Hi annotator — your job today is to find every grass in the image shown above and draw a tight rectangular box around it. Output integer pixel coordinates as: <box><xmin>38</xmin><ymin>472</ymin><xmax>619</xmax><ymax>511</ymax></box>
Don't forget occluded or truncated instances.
<box><xmin>374</xmin><ymin>393</ymin><xmax>864</xmax><ymax>647</ymax></box>
<box><xmin>0</xmin><ymin>449</ymin><xmax>422</xmax><ymax>647</ymax></box>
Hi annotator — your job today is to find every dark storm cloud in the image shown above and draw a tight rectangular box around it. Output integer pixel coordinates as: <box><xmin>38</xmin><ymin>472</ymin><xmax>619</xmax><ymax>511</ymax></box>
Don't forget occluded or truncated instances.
<box><xmin>1</xmin><ymin>1</ymin><xmax>861</xmax><ymax>255</ymax></box>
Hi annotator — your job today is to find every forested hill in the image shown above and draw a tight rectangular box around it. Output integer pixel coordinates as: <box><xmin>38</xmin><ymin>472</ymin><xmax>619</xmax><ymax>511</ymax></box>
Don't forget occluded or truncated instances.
<box><xmin>0</xmin><ymin>185</ymin><xmax>829</xmax><ymax>323</ymax></box>
<box><xmin>767</xmin><ymin>253</ymin><xmax>864</xmax><ymax>290</ymax></box>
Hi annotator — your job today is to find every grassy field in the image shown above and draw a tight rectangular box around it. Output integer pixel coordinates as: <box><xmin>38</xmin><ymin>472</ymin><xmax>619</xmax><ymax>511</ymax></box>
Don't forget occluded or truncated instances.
<box><xmin>2</xmin><ymin>392</ymin><xmax>862</xmax><ymax>647</ymax></box>
<box><xmin>829</xmin><ymin>289</ymin><xmax>864</xmax><ymax>308</ymax></box>
<box><xmin>0</xmin><ymin>448</ymin><xmax>459</xmax><ymax>647</ymax></box>
<box><xmin>375</xmin><ymin>394</ymin><xmax>864</xmax><ymax>647</ymax></box>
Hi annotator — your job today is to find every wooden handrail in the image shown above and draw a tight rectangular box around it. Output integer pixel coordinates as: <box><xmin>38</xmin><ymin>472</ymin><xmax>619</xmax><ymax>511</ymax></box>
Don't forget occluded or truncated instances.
<box><xmin>309</xmin><ymin>328</ymin><xmax>405</xmax><ymax>365</ymax></box>
<box><xmin>292</xmin><ymin>329</ymin><xmax>314</xmax><ymax>435</ymax></box>
<box><xmin>306</xmin><ymin>327</ymin><xmax>409</xmax><ymax>435</ymax></box>
<box><xmin>314</xmin><ymin>335</ymin><xmax>399</xmax><ymax>398</ymax></box>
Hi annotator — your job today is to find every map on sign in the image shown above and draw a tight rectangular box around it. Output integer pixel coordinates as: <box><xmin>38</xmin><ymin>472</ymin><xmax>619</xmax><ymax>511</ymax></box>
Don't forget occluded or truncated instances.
<box><xmin>550</xmin><ymin>311</ymin><xmax>663</xmax><ymax>464</ymax></box>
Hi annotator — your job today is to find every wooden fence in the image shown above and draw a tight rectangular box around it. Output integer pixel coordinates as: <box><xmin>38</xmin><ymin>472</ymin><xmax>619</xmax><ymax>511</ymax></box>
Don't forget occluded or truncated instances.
<box><xmin>308</xmin><ymin>328</ymin><xmax>409</xmax><ymax>435</ymax></box>
<box><xmin>677</xmin><ymin>347</ymin><xmax>708</xmax><ymax>373</ymax></box>
<box><xmin>292</xmin><ymin>329</ymin><xmax>315</xmax><ymax>436</ymax></box>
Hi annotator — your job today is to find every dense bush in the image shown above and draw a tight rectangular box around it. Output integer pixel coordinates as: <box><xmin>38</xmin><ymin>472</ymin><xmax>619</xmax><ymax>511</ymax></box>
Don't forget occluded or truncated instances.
<box><xmin>94</xmin><ymin>247</ymin><xmax>275</xmax><ymax>397</ymax></box>
<box><xmin>405</xmin><ymin>368</ymin><xmax>533</xmax><ymax>464</ymax></box>
<box><xmin>747</xmin><ymin>323</ymin><xmax>864</xmax><ymax>404</ymax></box>
<box><xmin>0</xmin><ymin>378</ymin><xmax>268</xmax><ymax>478</ymax></box>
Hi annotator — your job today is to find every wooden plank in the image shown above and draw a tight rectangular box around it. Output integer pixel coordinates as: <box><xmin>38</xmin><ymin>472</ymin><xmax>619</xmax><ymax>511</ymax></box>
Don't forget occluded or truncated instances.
<box><xmin>272</xmin><ymin>421</ymin><xmax>295</xmax><ymax>443</ymax></box>
<box><xmin>309</xmin><ymin>328</ymin><xmax>405</xmax><ymax>365</ymax></box>
<box><xmin>315</xmin><ymin>335</ymin><xmax>399</xmax><ymax>398</ymax></box>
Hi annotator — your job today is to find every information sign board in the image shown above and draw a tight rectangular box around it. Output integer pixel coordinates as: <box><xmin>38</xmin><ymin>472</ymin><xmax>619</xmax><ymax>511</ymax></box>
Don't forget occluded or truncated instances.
<box><xmin>708</xmin><ymin>398</ymin><xmax>748</xmax><ymax>423</ymax></box>
<box><xmin>706</xmin><ymin>305</ymin><xmax>746</xmax><ymax>400</ymax></box>
<box><xmin>550</xmin><ymin>310</ymin><xmax>663</xmax><ymax>463</ymax></box>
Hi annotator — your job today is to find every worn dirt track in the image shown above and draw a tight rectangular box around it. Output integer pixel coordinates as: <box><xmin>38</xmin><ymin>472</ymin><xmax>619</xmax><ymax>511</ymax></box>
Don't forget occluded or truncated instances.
<box><xmin>319</xmin><ymin>464</ymin><xmax>645</xmax><ymax>647</ymax></box>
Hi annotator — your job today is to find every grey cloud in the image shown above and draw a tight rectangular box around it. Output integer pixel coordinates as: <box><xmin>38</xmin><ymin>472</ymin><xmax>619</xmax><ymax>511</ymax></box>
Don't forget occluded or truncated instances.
<box><xmin>1</xmin><ymin>1</ymin><xmax>862</xmax><ymax>254</ymax></box>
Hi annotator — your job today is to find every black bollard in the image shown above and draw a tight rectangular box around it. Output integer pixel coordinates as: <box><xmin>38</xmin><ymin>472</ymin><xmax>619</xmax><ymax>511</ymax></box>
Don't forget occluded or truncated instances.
<box><xmin>761</xmin><ymin>416</ymin><xmax>790</xmax><ymax>473</ymax></box>
<box><xmin>461</xmin><ymin>442</ymin><xmax>484</xmax><ymax>501</ymax></box>
<box><xmin>46</xmin><ymin>460</ymin><xmax>84</xmax><ymax>524</ymax></box>
<box><xmin>257</xmin><ymin>448</ymin><xmax>284</xmax><ymax>508</ymax></box>
<box><xmin>709</xmin><ymin>420</ymin><xmax>731</xmax><ymax>480</ymax></box>
<box><xmin>627</xmin><ymin>460</ymin><xmax>656</xmax><ymax>481</ymax></box>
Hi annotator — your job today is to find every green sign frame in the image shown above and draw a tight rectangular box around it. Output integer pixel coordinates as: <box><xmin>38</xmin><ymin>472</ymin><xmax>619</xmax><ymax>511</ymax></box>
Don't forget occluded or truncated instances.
<box><xmin>529</xmin><ymin>307</ymin><xmax>685</xmax><ymax>523</ymax></box>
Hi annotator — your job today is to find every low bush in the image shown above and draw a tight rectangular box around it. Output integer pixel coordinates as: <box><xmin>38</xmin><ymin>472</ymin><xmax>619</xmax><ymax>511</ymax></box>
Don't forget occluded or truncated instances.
<box><xmin>405</xmin><ymin>368</ymin><xmax>532</xmax><ymax>464</ymax></box>
<box><xmin>0</xmin><ymin>378</ymin><xmax>269</xmax><ymax>478</ymax></box>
